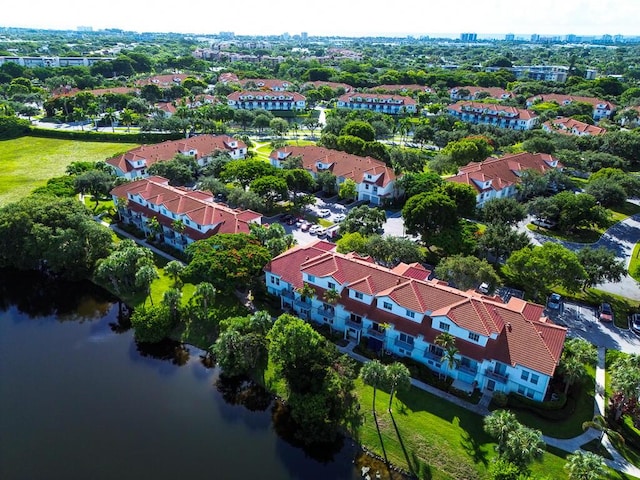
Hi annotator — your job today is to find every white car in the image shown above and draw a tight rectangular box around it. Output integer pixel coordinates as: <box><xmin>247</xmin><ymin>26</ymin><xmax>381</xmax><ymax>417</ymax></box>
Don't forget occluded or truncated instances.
<box><xmin>316</xmin><ymin>208</ymin><xmax>331</xmax><ymax>217</ymax></box>
<box><xmin>309</xmin><ymin>225</ymin><xmax>324</xmax><ymax>234</ymax></box>
<box><xmin>333</xmin><ymin>213</ymin><xmax>346</xmax><ymax>222</ymax></box>
<box><xmin>629</xmin><ymin>313</ymin><xmax>640</xmax><ymax>335</ymax></box>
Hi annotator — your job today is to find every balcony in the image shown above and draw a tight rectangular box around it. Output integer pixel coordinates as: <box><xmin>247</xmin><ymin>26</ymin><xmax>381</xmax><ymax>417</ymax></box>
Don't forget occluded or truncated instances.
<box><xmin>484</xmin><ymin>368</ymin><xmax>509</xmax><ymax>383</ymax></box>
<box><xmin>423</xmin><ymin>350</ymin><xmax>443</xmax><ymax>363</ymax></box>
<box><xmin>281</xmin><ymin>289</ymin><xmax>295</xmax><ymax>300</ymax></box>
<box><xmin>365</xmin><ymin>327</ymin><xmax>385</xmax><ymax>339</ymax></box>
<box><xmin>394</xmin><ymin>339</ymin><xmax>414</xmax><ymax>352</ymax></box>
<box><xmin>458</xmin><ymin>364</ymin><xmax>478</xmax><ymax>376</ymax></box>
<box><xmin>345</xmin><ymin>318</ymin><xmax>363</xmax><ymax>331</ymax></box>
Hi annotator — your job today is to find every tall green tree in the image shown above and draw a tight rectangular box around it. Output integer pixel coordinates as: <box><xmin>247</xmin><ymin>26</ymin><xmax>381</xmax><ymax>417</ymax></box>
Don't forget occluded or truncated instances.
<box><xmin>386</xmin><ymin>362</ymin><xmax>411</xmax><ymax>412</ymax></box>
<box><xmin>577</xmin><ymin>246</ymin><xmax>626</xmax><ymax>290</ymax></box>
<box><xmin>403</xmin><ymin>191</ymin><xmax>458</xmax><ymax>250</ymax></box>
<box><xmin>434</xmin><ymin>255</ymin><xmax>501</xmax><ymax>292</ymax></box>
<box><xmin>360</xmin><ymin>359</ymin><xmax>388</xmax><ymax>414</ymax></box>
<box><xmin>480</xmin><ymin>197</ymin><xmax>526</xmax><ymax>226</ymax></box>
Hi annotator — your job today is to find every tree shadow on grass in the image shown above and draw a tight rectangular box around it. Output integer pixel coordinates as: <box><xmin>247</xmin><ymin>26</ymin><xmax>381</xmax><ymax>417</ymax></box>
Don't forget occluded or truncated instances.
<box><xmin>390</xmin><ymin>411</ymin><xmax>418</xmax><ymax>479</ymax></box>
<box><xmin>373</xmin><ymin>411</ymin><xmax>391</xmax><ymax>470</ymax></box>
<box><xmin>460</xmin><ymin>430</ymin><xmax>489</xmax><ymax>467</ymax></box>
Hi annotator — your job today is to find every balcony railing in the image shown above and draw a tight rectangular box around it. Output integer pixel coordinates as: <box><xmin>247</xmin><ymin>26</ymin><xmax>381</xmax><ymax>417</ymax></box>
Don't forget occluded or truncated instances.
<box><xmin>393</xmin><ymin>339</ymin><xmax>414</xmax><ymax>352</ymax></box>
<box><xmin>423</xmin><ymin>350</ymin><xmax>443</xmax><ymax>363</ymax></box>
<box><xmin>458</xmin><ymin>365</ymin><xmax>478</xmax><ymax>376</ymax></box>
<box><xmin>365</xmin><ymin>327</ymin><xmax>385</xmax><ymax>339</ymax></box>
<box><xmin>484</xmin><ymin>369</ymin><xmax>509</xmax><ymax>383</ymax></box>
<box><xmin>345</xmin><ymin>319</ymin><xmax>363</xmax><ymax>330</ymax></box>
<box><xmin>280</xmin><ymin>289</ymin><xmax>295</xmax><ymax>299</ymax></box>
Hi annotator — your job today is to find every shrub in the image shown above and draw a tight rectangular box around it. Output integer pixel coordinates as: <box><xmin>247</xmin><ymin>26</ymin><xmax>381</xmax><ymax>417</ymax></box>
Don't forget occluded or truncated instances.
<box><xmin>0</xmin><ymin>116</ymin><xmax>31</xmax><ymax>139</ymax></box>
<box><xmin>492</xmin><ymin>391</ymin><xmax>508</xmax><ymax>408</ymax></box>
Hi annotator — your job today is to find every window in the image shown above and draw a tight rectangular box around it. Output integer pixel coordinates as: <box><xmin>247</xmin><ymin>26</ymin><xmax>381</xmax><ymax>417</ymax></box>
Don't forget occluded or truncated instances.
<box><xmin>517</xmin><ymin>385</ymin><xmax>526</xmax><ymax>395</ymax></box>
<box><xmin>270</xmin><ymin>276</ymin><xmax>280</xmax><ymax>286</ymax></box>
<box><xmin>526</xmin><ymin>388</ymin><xmax>535</xmax><ymax>399</ymax></box>
<box><xmin>468</xmin><ymin>332</ymin><xmax>479</xmax><ymax>342</ymax></box>
<box><xmin>406</xmin><ymin>310</ymin><xmax>415</xmax><ymax>318</ymax></box>
<box><xmin>530</xmin><ymin>374</ymin><xmax>539</xmax><ymax>385</ymax></box>
<box><xmin>439</xmin><ymin>322</ymin><xmax>450</xmax><ymax>332</ymax></box>
<box><xmin>383</xmin><ymin>301</ymin><xmax>392</xmax><ymax>310</ymax></box>
<box><xmin>307</xmin><ymin>275</ymin><xmax>315</xmax><ymax>283</ymax></box>
<box><xmin>354</xmin><ymin>291</ymin><xmax>363</xmax><ymax>300</ymax></box>
<box><xmin>521</xmin><ymin>371</ymin><xmax>530</xmax><ymax>381</ymax></box>
<box><xmin>399</xmin><ymin>333</ymin><xmax>414</xmax><ymax>345</ymax></box>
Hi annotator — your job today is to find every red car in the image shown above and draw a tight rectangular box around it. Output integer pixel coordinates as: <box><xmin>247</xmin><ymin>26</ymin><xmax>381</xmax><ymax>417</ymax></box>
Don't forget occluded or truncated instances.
<box><xmin>598</xmin><ymin>303</ymin><xmax>614</xmax><ymax>322</ymax></box>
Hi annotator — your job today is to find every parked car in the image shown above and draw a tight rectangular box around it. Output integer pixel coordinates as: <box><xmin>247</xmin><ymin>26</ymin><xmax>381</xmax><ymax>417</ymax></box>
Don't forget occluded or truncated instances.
<box><xmin>316</xmin><ymin>227</ymin><xmax>328</xmax><ymax>237</ymax></box>
<box><xmin>279</xmin><ymin>213</ymin><xmax>293</xmax><ymax>222</ymax></box>
<box><xmin>333</xmin><ymin>213</ymin><xmax>346</xmax><ymax>222</ymax></box>
<box><xmin>598</xmin><ymin>302</ymin><xmax>614</xmax><ymax>322</ymax></box>
<box><xmin>300</xmin><ymin>222</ymin><xmax>311</xmax><ymax>232</ymax></box>
<box><xmin>309</xmin><ymin>225</ymin><xmax>324</xmax><ymax>234</ymax></box>
<box><xmin>629</xmin><ymin>313</ymin><xmax>640</xmax><ymax>335</ymax></box>
<box><xmin>316</xmin><ymin>208</ymin><xmax>331</xmax><ymax>217</ymax></box>
<box><xmin>547</xmin><ymin>293</ymin><xmax>563</xmax><ymax>311</ymax></box>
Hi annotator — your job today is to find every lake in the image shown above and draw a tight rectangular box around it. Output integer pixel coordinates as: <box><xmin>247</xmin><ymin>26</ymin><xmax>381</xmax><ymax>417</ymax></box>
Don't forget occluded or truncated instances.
<box><xmin>0</xmin><ymin>270</ymin><xmax>368</xmax><ymax>480</ymax></box>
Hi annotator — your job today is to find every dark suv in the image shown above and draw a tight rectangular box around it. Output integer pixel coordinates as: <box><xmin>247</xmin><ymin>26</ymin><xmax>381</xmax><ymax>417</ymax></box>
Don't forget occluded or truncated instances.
<box><xmin>598</xmin><ymin>303</ymin><xmax>614</xmax><ymax>322</ymax></box>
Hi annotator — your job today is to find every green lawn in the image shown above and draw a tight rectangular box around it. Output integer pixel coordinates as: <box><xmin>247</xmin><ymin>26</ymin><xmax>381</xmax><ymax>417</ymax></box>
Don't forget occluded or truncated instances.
<box><xmin>504</xmin><ymin>367</ymin><xmax>596</xmax><ymax>439</ymax></box>
<box><xmin>630</xmin><ymin>243</ymin><xmax>640</xmax><ymax>282</ymax></box>
<box><xmin>0</xmin><ymin>136</ymin><xmax>138</xmax><ymax>206</ymax></box>
<box><xmin>353</xmin><ymin>379</ymin><xmax>572</xmax><ymax>480</ymax></box>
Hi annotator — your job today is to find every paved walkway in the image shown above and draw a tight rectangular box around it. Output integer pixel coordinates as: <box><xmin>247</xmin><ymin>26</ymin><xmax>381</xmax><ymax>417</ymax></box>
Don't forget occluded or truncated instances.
<box><xmin>338</xmin><ymin>342</ymin><xmax>640</xmax><ymax>477</ymax></box>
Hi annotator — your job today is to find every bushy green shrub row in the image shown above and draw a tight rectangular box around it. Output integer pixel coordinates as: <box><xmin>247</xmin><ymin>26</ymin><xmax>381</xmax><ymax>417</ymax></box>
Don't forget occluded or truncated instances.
<box><xmin>506</xmin><ymin>391</ymin><xmax>573</xmax><ymax>420</ymax></box>
<box><xmin>0</xmin><ymin>116</ymin><xmax>31</xmax><ymax>139</ymax></box>
<box><xmin>28</xmin><ymin>127</ymin><xmax>182</xmax><ymax>144</ymax></box>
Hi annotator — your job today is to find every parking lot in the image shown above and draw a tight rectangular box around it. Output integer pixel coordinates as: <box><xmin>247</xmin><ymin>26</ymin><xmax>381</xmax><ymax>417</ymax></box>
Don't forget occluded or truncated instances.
<box><xmin>546</xmin><ymin>301</ymin><xmax>640</xmax><ymax>354</ymax></box>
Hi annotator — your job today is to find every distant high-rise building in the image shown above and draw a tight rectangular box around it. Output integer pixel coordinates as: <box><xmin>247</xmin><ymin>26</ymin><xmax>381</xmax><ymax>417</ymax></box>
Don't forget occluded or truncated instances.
<box><xmin>531</xmin><ymin>34</ymin><xmax>540</xmax><ymax>42</ymax></box>
<box><xmin>219</xmin><ymin>31</ymin><xmax>234</xmax><ymax>39</ymax></box>
<box><xmin>460</xmin><ymin>33</ymin><xmax>477</xmax><ymax>42</ymax></box>
<box><xmin>282</xmin><ymin>32</ymin><xmax>290</xmax><ymax>40</ymax></box>
<box><xmin>614</xmin><ymin>34</ymin><xmax>624</xmax><ymax>43</ymax></box>
<box><xmin>77</xmin><ymin>26</ymin><xmax>93</xmax><ymax>32</ymax></box>
<box><xmin>300</xmin><ymin>32</ymin><xmax>308</xmax><ymax>41</ymax></box>
<box><xmin>601</xmin><ymin>34</ymin><xmax>613</xmax><ymax>43</ymax></box>
<box><xmin>505</xmin><ymin>33</ymin><xmax>515</xmax><ymax>41</ymax></box>
<box><xmin>565</xmin><ymin>34</ymin><xmax>578</xmax><ymax>42</ymax></box>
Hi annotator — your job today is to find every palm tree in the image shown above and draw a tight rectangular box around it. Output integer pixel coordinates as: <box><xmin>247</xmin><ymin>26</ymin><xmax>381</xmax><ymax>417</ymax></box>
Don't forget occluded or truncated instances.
<box><xmin>104</xmin><ymin>107</ymin><xmax>117</xmax><ymax>132</ymax></box>
<box><xmin>483</xmin><ymin>409</ymin><xmax>519</xmax><ymax>456</ymax></box>
<box><xmin>360</xmin><ymin>360</ymin><xmax>388</xmax><ymax>415</ymax></box>
<box><xmin>559</xmin><ymin>355</ymin><xmax>587</xmax><ymax>395</ymax></box>
<box><xmin>322</xmin><ymin>288</ymin><xmax>340</xmax><ymax>306</ymax></box>
<box><xmin>296</xmin><ymin>282</ymin><xmax>316</xmax><ymax>304</ymax></box>
<box><xmin>435</xmin><ymin>332</ymin><xmax>459</xmax><ymax>379</ymax></box>
<box><xmin>503</xmin><ymin>424</ymin><xmax>545</xmax><ymax>469</ymax></box>
<box><xmin>114</xmin><ymin>196</ymin><xmax>128</xmax><ymax>222</ymax></box>
<box><xmin>120</xmin><ymin>108</ymin><xmax>137</xmax><ymax>132</ymax></box>
<box><xmin>135</xmin><ymin>264</ymin><xmax>158</xmax><ymax>305</ymax></box>
<box><xmin>162</xmin><ymin>287</ymin><xmax>182</xmax><ymax>324</ymax></box>
<box><xmin>146</xmin><ymin>216</ymin><xmax>161</xmax><ymax>240</ymax></box>
<box><xmin>164</xmin><ymin>260</ymin><xmax>184</xmax><ymax>287</ymax></box>
<box><xmin>564</xmin><ymin>451</ymin><xmax>607</xmax><ymax>480</ymax></box>
<box><xmin>386</xmin><ymin>362</ymin><xmax>411</xmax><ymax>412</ymax></box>
<box><xmin>193</xmin><ymin>282</ymin><xmax>216</xmax><ymax>313</ymax></box>
<box><xmin>582</xmin><ymin>414</ymin><xmax>625</xmax><ymax>445</ymax></box>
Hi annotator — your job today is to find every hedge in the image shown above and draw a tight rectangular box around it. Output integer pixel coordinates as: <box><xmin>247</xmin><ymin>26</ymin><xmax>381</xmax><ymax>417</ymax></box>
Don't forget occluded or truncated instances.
<box><xmin>28</xmin><ymin>127</ymin><xmax>183</xmax><ymax>144</ymax></box>
<box><xmin>506</xmin><ymin>391</ymin><xmax>574</xmax><ymax>421</ymax></box>
<box><xmin>0</xmin><ymin>116</ymin><xmax>32</xmax><ymax>139</ymax></box>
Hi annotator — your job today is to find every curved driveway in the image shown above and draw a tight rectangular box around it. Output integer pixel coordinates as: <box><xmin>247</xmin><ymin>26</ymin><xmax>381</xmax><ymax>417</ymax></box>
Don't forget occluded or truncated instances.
<box><xmin>519</xmin><ymin>212</ymin><xmax>640</xmax><ymax>301</ymax></box>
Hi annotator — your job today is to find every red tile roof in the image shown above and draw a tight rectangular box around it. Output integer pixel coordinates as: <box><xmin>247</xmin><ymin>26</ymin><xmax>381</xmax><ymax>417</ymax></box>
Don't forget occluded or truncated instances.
<box><xmin>218</xmin><ymin>72</ymin><xmax>240</xmax><ymax>84</ymax></box>
<box><xmin>110</xmin><ymin>176</ymin><xmax>261</xmax><ymax>239</ymax></box>
<box><xmin>338</xmin><ymin>92</ymin><xmax>417</xmax><ymax>106</ymax></box>
<box><xmin>270</xmin><ymin>145</ymin><xmax>396</xmax><ymax>186</ymax></box>
<box><xmin>446</xmin><ymin>152</ymin><xmax>560</xmax><ymax>193</ymax></box>
<box><xmin>542</xmin><ymin>117</ymin><xmax>607</xmax><ymax>136</ymax></box>
<box><xmin>527</xmin><ymin>93</ymin><xmax>616</xmax><ymax>111</ymax></box>
<box><xmin>447</xmin><ymin>101</ymin><xmax>537</xmax><ymax>120</ymax></box>
<box><xmin>106</xmin><ymin>134</ymin><xmax>246</xmax><ymax>174</ymax></box>
<box><xmin>227</xmin><ymin>90</ymin><xmax>306</xmax><ymax>102</ymax></box>
<box><xmin>266</xmin><ymin>245</ymin><xmax>566</xmax><ymax>376</ymax></box>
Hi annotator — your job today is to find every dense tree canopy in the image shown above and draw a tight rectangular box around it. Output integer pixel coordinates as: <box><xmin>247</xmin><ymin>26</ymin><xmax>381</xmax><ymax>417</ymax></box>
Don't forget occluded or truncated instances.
<box><xmin>0</xmin><ymin>194</ymin><xmax>112</xmax><ymax>279</ymax></box>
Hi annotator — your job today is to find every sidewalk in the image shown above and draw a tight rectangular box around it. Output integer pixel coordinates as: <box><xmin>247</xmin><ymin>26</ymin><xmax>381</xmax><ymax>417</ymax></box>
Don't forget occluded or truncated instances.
<box><xmin>337</xmin><ymin>342</ymin><xmax>640</xmax><ymax>477</ymax></box>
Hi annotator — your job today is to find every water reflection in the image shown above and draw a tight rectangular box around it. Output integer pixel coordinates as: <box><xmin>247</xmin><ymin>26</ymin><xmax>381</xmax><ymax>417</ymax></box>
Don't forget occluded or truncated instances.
<box><xmin>0</xmin><ymin>267</ymin><xmax>114</xmax><ymax>321</ymax></box>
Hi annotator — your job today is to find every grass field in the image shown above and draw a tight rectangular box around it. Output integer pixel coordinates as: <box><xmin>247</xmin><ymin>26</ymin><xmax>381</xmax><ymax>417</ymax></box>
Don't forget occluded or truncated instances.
<box><xmin>630</xmin><ymin>243</ymin><xmax>640</xmax><ymax>282</ymax></box>
<box><xmin>0</xmin><ymin>136</ymin><xmax>138</xmax><ymax>206</ymax></box>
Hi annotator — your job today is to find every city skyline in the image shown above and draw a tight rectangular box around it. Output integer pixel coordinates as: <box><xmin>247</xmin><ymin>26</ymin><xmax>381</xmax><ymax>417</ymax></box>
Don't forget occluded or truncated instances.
<box><xmin>1</xmin><ymin>0</ymin><xmax>638</xmax><ymax>38</ymax></box>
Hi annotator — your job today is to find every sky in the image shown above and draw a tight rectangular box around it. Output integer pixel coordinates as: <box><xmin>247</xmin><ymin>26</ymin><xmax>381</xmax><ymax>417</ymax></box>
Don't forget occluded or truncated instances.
<box><xmin>2</xmin><ymin>0</ymin><xmax>638</xmax><ymax>38</ymax></box>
